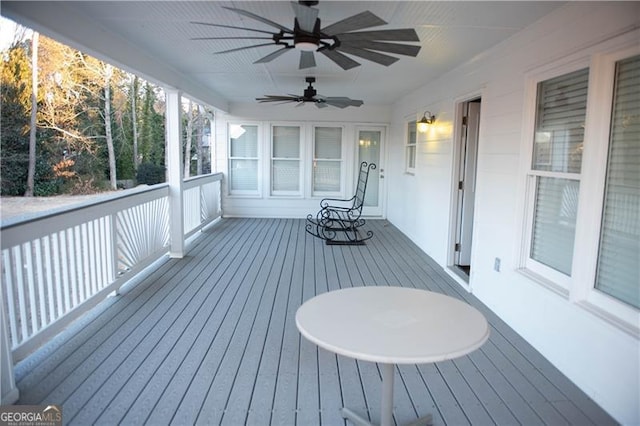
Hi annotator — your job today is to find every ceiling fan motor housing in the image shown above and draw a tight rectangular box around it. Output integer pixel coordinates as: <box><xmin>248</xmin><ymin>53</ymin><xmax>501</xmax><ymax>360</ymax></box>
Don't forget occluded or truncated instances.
<box><xmin>304</xmin><ymin>77</ymin><xmax>317</xmax><ymax>98</ymax></box>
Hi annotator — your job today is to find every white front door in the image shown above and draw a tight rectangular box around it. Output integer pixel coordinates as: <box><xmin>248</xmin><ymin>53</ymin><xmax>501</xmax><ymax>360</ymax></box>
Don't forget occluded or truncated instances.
<box><xmin>356</xmin><ymin>126</ymin><xmax>385</xmax><ymax>217</ymax></box>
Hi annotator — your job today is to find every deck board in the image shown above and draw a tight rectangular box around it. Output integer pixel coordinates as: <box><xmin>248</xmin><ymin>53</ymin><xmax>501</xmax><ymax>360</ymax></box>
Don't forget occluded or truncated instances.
<box><xmin>14</xmin><ymin>218</ymin><xmax>616</xmax><ymax>426</ymax></box>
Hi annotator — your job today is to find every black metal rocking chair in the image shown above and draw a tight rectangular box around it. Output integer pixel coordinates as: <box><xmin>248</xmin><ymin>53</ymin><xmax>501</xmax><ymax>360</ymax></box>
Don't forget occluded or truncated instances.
<box><xmin>305</xmin><ymin>162</ymin><xmax>376</xmax><ymax>245</ymax></box>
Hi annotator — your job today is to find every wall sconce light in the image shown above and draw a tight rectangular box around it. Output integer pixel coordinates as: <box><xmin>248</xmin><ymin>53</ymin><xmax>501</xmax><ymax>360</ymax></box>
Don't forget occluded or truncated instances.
<box><xmin>417</xmin><ymin>111</ymin><xmax>436</xmax><ymax>132</ymax></box>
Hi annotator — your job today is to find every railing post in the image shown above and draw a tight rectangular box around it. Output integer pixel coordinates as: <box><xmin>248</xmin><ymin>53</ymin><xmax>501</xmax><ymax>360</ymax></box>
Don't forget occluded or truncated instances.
<box><xmin>165</xmin><ymin>88</ymin><xmax>184</xmax><ymax>258</ymax></box>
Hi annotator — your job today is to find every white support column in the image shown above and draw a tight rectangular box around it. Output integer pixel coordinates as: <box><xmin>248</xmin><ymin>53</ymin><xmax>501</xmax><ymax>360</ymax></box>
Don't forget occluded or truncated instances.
<box><xmin>165</xmin><ymin>88</ymin><xmax>184</xmax><ymax>258</ymax></box>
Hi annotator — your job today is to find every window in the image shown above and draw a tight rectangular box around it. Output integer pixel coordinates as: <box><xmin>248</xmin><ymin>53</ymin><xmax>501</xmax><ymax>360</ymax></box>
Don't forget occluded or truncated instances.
<box><xmin>594</xmin><ymin>55</ymin><xmax>640</xmax><ymax>310</ymax></box>
<box><xmin>271</xmin><ymin>125</ymin><xmax>301</xmax><ymax>195</ymax></box>
<box><xmin>527</xmin><ymin>68</ymin><xmax>589</xmax><ymax>285</ymax></box>
<box><xmin>313</xmin><ymin>126</ymin><xmax>342</xmax><ymax>195</ymax></box>
<box><xmin>406</xmin><ymin>120</ymin><xmax>417</xmax><ymax>172</ymax></box>
<box><xmin>521</xmin><ymin>43</ymin><xmax>639</xmax><ymax>332</ymax></box>
<box><xmin>228</xmin><ymin>124</ymin><xmax>259</xmax><ymax>195</ymax></box>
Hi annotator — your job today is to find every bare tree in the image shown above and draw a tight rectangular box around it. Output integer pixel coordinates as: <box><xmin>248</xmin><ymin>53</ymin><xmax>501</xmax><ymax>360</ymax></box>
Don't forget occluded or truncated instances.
<box><xmin>25</xmin><ymin>32</ymin><xmax>38</xmax><ymax>197</ymax></box>
<box><xmin>196</xmin><ymin>104</ymin><xmax>204</xmax><ymax>176</ymax></box>
<box><xmin>184</xmin><ymin>99</ymin><xmax>193</xmax><ymax>178</ymax></box>
<box><xmin>131</xmin><ymin>75</ymin><xmax>139</xmax><ymax>171</ymax></box>
<box><xmin>103</xmin><ymin>63</ymin><xmax>116</xmax><ymax>189</ymax></box>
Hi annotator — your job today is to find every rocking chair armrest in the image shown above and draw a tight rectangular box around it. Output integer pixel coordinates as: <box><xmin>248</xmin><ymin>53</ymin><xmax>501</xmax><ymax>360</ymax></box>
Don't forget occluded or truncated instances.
<box><xmin>320</xmin><ymin>195</ymin><xmax>356</xmax><ymax>208</ymax></box>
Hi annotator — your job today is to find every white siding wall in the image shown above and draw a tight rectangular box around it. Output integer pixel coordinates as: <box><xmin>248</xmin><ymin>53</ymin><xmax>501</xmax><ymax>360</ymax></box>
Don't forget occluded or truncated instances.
<box><xmin>387</xmin><ymin>3</ymin><xmax>639</xmax><ymax>424</ymax></box>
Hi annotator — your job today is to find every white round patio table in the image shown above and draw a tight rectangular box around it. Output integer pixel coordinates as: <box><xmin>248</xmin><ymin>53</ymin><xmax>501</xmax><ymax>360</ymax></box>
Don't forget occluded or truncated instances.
<box><xmin>295</xmin><ymin>286</ymin><xmax>490</xmax><ymax>426</ymax></box>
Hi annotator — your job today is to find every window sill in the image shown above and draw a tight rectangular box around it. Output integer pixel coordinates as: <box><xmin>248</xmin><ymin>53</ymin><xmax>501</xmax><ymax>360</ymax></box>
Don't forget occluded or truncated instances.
<box><xmin>516</xmin><ymin>267</ymin><xmax>570</xmax><ymax>299</ymax></box>
<box><xmin>518</xmin><ymin>268</ymin><xmax>639</xmax><ymax>338</ymax></box>
<box><xmin>269</xmin><ymin>194</ymin><xmax>304</xmax><ymax>199</ymax></box>
<box><xmin>227</xmin><ymin>194</ymin><xmax>262</xmax><ymax>199</ymax></box>
<box><xmin>575</xmin><ymin>299</ymin><xmax>640</xmax><ymax>338</ymax></box>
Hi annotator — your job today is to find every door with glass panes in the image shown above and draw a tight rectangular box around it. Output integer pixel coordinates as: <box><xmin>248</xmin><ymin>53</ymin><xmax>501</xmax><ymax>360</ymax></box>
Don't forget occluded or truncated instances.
<box><xmin>356</xmin><ymin>126</ymin><xmax>385</xmax><ymax>217</ymax></box>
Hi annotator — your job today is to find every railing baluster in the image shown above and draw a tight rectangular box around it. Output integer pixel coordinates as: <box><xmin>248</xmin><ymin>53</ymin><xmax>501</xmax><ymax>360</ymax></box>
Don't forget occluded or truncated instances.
<box><xmin>59</xmin><ymin>231</ymin><xmax>70</xmax><ymax>309</ymax></box>
<box><xmin>42</xmin><ymin>236</ymin><xmax>55</xmax><ymax>323</ymax></box>
<box><xmin>96</xmin><ymin>219</ymin><xmax>104</xmax><ymax>290</ymax></box>
<box><xmin>107</xmin><ymin>215</ymin><xmax>117</xmax><ymax>284</ymax></box>
<box><xmin>13</xmin><ymin>246</ymin><xmax>27</xmax><ymax>344</ymax></box>
<box><xmin>74</xmin><ymin>225</ymin><xmax>85</xmax><ymax>303</ymax></box>
<box><xmin>89</xmin><ymin>221</ymin><xmax>97</xmax><ymax>294</ymax></box>
<box><xmin>34</xmin><ymin>239</ymin><xmax>46</xmax><ymax>331</ymax></box>
<box><xmin>24</xmin><ymin>243</ymin><xmax>38</xmax><ymax>335</ymax></box>
<box><xmin>2</xmin><ymin>250</ymin><xmax>19</xmax><ymax>348</ymax></box>
<box><xmin>81</xmin><ymin>222</ymin><xmax>91</xmax><ymax>304</ymax></box>
<box><xmin>50</xmin><ymin>233</ymin><xmax>60</xmax><ymax>315</ymax></box>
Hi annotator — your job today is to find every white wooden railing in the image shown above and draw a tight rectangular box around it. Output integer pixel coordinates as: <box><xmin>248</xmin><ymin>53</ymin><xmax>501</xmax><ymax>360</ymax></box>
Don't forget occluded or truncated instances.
<box><xmin>0</xmin><ymin>173</ymin><xmax>222</xmax><ymax>360</ymax></box>
<box><xmin>183</xmin><ymin>173</ymin><xmax>223</xmax><ymax>238</ymax></box>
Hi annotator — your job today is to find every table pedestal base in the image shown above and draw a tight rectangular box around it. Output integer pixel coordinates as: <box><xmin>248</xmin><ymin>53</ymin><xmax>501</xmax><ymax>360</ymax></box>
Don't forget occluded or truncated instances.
<box><xmin>341</xmin><ymin>363</ymin><xmax>433</xmax><ymax>426</ymax></box>
<box><xmin>341</xmin><ymin>407</ymin><xmax>433</xmax><ymax>426</ymax></box>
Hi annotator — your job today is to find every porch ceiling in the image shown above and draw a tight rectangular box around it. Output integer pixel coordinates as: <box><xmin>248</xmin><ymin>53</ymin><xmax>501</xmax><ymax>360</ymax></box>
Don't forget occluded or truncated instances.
<box><xmin>2</xmin><ymin>1</ymin><xmax>562</xmax><ymax>111</ymax></box>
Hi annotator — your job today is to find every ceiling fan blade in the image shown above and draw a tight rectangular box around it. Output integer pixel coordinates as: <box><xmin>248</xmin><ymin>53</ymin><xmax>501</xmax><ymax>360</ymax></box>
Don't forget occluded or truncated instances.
<box><xmin>322</xmin><ymin>11</ymin><xmax>387</xmax><ymax>35</ymax></box>
<box><xmin>254</xmin><ymin>47</ymin><xmax>293</xmax><ymax>64</ymax></box>
<box><xmin>324</xmin><ymin>97</ymin><xmax>364</xmax><ymax>108</ymax></box>
<box><xmin>335</xmin><ymin>45</ymin><xmax>399</xmax><ymax>66</ymax></box>
<box><xmin>190</xmin><ymin>22</ymin><xmax>276</xmax><ymax>36</ymax></box>
<box><xmin>215</xmin><ymin>43</ymin><xmax>277</xmax><ymax>54</ymax></box>
<box><xmin>290</xmin><ymin>2</ymin><xmax>319</xmax><ymax>33</ymax></box>
<box><xmin>337</xmin><ymin>28</ymin><xmax>420</xmax><ymax>42</ymax></box>
<box><xmin>339</xmin><ymin>40</ymin><xmax>421</xmax><ymax>57</ymax></box>
<box><xmin>315</xmin><ymin>101</ymin><xmax>329</xmax><ymax>108</ymax></box>
<box><xmin>223</xmin><ymin>6</ymin><xmax>292</xmax><ymax>33</ymax></box>
<box><xmin>318</xmin><ymin>49</ymin><xmax>360</xmax><ymax>70</ymax></box>
<box><xmin>192</xmin><ymin>36</ymin><xmax>274</xmax><ymax>41</ymax></box>
<box><xmin>256</xmin><ymin>95</ymin><xmax>298</xmax><ymax>102</ymax></box>
<box><xmin>299</xmin><ymin>51</ymin><xmax>316</xmax><ymax>69</ymax></box>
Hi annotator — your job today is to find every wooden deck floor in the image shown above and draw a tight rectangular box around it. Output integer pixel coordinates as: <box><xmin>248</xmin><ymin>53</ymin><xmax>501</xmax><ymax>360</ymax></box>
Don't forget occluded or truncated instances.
<box><xmin>14</xmin><ymin>218</ymin><xmax>616</xmax><ymax>426</ymax></box>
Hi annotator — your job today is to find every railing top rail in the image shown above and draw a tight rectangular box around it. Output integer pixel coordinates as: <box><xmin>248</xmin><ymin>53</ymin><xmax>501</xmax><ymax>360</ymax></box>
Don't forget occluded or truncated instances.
<box><xmin>183</xmin><ymin>172</ymin><xmax>224</xmax><ymax>189</ymax></box>
<box><xmin>184</xmin><ymin>172</ymin><xmax>223</xmax><ymax>184</ymax></box>
<box><xmin>1</xmin><ymin>183</ymin><xmax>170</xmax><ymax>232</ymax></box>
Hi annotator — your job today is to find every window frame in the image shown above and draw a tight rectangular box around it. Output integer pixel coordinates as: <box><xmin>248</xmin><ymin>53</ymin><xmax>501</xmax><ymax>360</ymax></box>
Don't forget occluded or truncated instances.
<box><xmin>518</xmin><ymin>36</ymin><xmax>640</xmax><ymax>335</ymax></box>
<box><xmin>269</xmin><ymin>123</ymin><xmax>303</xmax><ymax>197</ymax></box>
<box><xmin>227</xmin><ymin>122</ymin><xmax>261</xmax><ymax>197</ymax></box>
<box><xmin>405</xmin><ymin>119</ymin><xmax>417</xmax><ymax>173</ymax></box>
<box><xmin>520</xmin><ymin>59</ymin><xmax>590</xmax><ymax>295</ymax></box>
<box><xmin>572</xmin><ymin>45</ymin><xmax>640</xmax><ymax>333</ymax></box>
<box><xmin>311</xmin><ymin>125</ymin><xmax>345</xmax><ymax>198</ymax></box>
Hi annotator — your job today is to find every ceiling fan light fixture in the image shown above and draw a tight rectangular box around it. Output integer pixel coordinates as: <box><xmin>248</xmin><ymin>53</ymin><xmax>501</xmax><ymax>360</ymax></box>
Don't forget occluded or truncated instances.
<box><xmin>295</xmin><ymin>41</ymin><xmax>318</xmax><ymax>51</ymax></box>
<box><xmin>294</xmin><ymin>34</ymin><xmax>319</xmax><ymax>51</ymax></box>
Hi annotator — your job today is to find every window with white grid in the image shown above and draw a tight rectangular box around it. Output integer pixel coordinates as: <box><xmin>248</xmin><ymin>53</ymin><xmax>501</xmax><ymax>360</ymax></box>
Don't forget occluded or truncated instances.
<box><xmin>228</xmin><ymin>124</ymin><xmax>259</xmax><ymax>195</ymax></box>
<box><xmin>312</xmin><ymin>126</ymin><xmax>343</xmax><ymax>196</ymax></box>
<box><xmin>271</xmin><ymin>125</ymin><xmax>301</xmax><ymax>195</ymax></box>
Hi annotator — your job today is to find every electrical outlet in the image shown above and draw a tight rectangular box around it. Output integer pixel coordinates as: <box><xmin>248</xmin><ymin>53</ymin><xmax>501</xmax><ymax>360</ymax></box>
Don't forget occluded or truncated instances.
<box><xmin>494</xmin><ymin>257</ymin><xmax>501</xmax><ymax>272</ymax></box>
